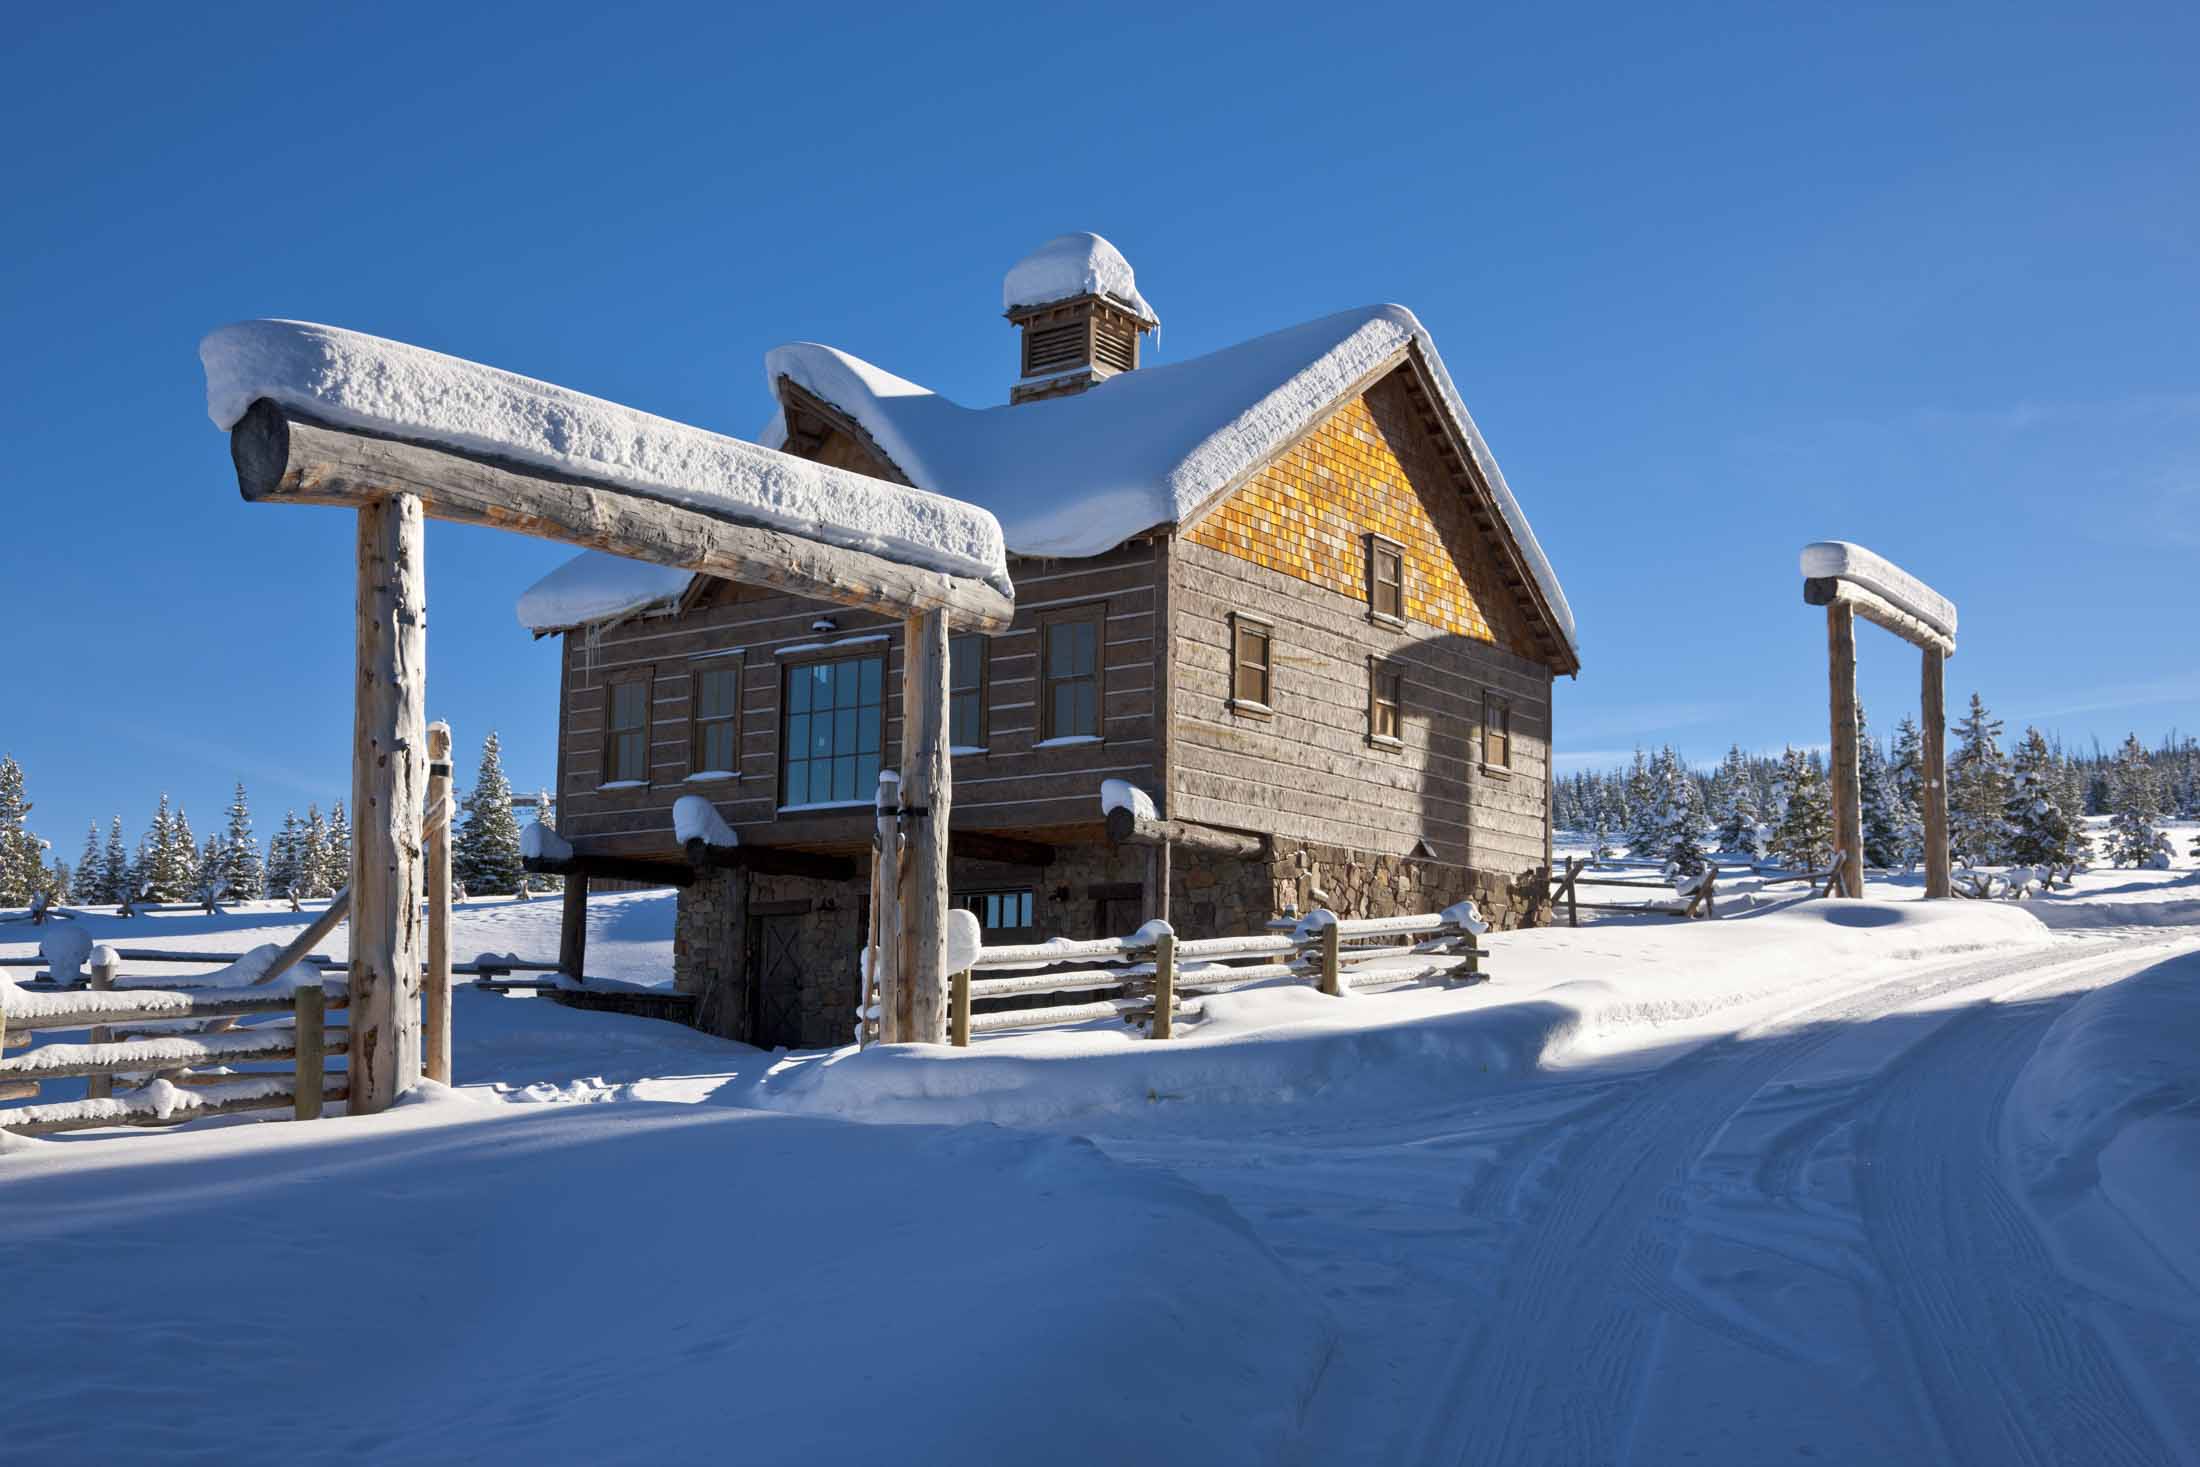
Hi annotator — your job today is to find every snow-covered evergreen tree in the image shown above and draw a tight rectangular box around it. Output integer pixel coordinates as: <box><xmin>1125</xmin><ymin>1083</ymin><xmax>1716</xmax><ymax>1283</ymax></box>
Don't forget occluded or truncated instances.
<box><xmin>455</xmin><ymin>731</ymin><xmax>524</xmax><ymax>895</ymax></box>
<box><xmin>1858</xmin><ymin>708</ymin><xmax>1913</xmax><ymax>870</ymax></box>
<box><xmin>199</xmin><ymin>834</ymin><xmax>227</xmax><ymax>905</ymax></box>
<box><xmin>0</xmin><ymin>755</ymin><xmax>43</xmax><ymax>908</ymax></box>
<box><xmin>221</xmin><ymin>781</ymin><xmax>266</xmax><ymax>900</ymax></box>
<box><xmin>1947</xmin><ymin>694</ymin><xmax>2010</xmax><ymax>865</ymax></box>
<box><xmin>171</xmin><ymin>806</ymin><xmax>202</xmax><ymax>896</ymax></box>
<box><xmin>2106</xmin><ymin>733</ymin><xmax>2173</xmax><ymax>869</ymax></box>
<box><xmin>75</xmin><ymin>823</ymin><xmax>104</xmax><ymax>904</ymax></box>
<box><xmin>267</xmin><ymin>809</ymin><xmax>302</xmax><ymax>897</ymax></box>
<box><xmin>44</xmin><ymin>858</ymin><xmax>71</xmax><ymax>902</ymax></box>
<box><xmin>297</xmin><ymin>806</ymin><xmax>332</xmax><ymax>899</ymax></box>
<box><xmin>136</xmin><ymin>795</ymin><xmax>180</xmax><ymax>901</ymax></box>
<box><xmin>2004</xmin><ymin>727</ymin><xmax>2087</xmax><ymax>879</ymax></box>
<box><xmin>1714</xmin><ymin>745</ymin><xmax>1765</xmax><ymax>857</ymax></box>
<box><xmin>322</xmin><ymin>801</ymin><xmax>352</xmax><ymax>893</ymax></box>
<box><xmin>1589</xmin><ymin>805</ymin><xmax>1616</xmax><ymax>865</ymax></box>
<box><xmin>100</xmin><ymin>816</ymin><xmax>129</xmax><ymax>905</ymax></box>
<box><xmin>1767</xmin><ymin>747</ymin><xmax>1833</xmax><ymax>872</ymax></box>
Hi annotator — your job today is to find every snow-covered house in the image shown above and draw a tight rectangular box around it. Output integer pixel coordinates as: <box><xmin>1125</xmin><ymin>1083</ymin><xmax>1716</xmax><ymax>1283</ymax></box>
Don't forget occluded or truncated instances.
<box><xmin>520</xmin><ymin>234</ymin><xmax>1579</xmax><ymax>1046</ymax></box>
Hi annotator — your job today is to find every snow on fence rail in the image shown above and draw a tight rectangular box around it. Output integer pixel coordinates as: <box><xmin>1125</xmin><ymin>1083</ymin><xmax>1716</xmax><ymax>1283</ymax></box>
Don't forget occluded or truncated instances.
<box><xmin>1</xmin><ymin>950</ymin><xmax>347</xmax><ymax>1136</ymax></box>
<box><xmin>945</xmin><ymin>905</ymin><xmax>1490</xmax><ymax>1046</ymax></box>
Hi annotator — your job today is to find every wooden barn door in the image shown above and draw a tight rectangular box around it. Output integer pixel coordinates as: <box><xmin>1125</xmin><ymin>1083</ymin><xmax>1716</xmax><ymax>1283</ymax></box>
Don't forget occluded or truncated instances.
<box><xmin>746</xmin><ymin>913</ymin><xmax>806</xmax><ymax>1049</ymax></box>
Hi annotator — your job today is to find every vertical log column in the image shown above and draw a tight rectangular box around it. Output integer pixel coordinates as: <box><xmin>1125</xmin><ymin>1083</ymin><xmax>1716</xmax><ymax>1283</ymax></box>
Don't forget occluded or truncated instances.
<box><xmin>899</xmin><ymin>609</ymin><xmax>952</xmax><ymax>1045</ymax></box>
<box><xmin>558</xmin><ymin>875</ymin><xmax>590</xmax><ymax>980</ymax></box>
<box><xmin>1826</xmin><ymin>602</ymin><xmax>1864</xmax><ymax>899</ymax></box>
<box><xmin>1921</xmin><ymin>646</ymin><xmax>1952</xmax><ymax>899</ymax></box>
<box><xmin>872</xmin><ymin>773</ymin><xmax>903</xmax><ymax>1044</ymax></box>
<box><xmin>350</xmin><ymin>493</ymin><xmax>427</xmax><ymax>1114</ymax></box>
<box><xmin>423</xmin><ymin>721</ymin><xmax>454</xmax><ymax>1085</ymax></box>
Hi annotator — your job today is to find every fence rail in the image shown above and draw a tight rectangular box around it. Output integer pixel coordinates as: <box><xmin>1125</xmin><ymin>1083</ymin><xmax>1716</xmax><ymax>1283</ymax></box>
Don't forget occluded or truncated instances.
<box><xmin>947</xmin><ymin>905</ymin><xmax>1490</xmax><ymax>1047</ymax></box>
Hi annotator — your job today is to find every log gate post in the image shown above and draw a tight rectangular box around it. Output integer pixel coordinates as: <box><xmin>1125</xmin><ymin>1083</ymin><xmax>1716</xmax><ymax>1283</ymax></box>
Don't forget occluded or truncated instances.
<box><xmin>899</xmin><ymin>609</ymin><xmax>952</xmax><ymax>1045</ymax></box>
<box><xmin>87</xmin><ymin>951</ymin><xmax>117</xmax><ymax>1102</ymax></box>
<box><xmin>1826</xmin><ymin>603</ymin><xmax>1865</xmax><ymax>899</ymax></box>
<box><xmin>1921</xmin><ymin>647</ymin><xmax>1951</xmax><ymax>899</ymax></box>
<box><xmin>349</xmin><ymin>493</ymin><xmax>427</xmax><ymax>1114</ymax></box>
<box><xmin>424</xmin><ymin>720</ymin><xmax>453</xmax><ymax>1085</ymax></box>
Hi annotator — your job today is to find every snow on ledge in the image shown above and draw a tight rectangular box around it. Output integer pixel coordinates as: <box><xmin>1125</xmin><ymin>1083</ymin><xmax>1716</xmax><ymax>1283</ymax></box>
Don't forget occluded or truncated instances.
<box><xmin>1002</xmin><ymin>232</ymin><xmax>1158</xmax><ymax>325</ymax></box>
<box><xmin>197</xmin><ymin>321</ymin><xmax>1015</xmax><ymax>631</ymax></box>
<box><xmin>520</xmin><ymin>822</ymin><xmax>573</xmax><ymax>862</ymax></box>
<box><xmin>1100</xmin><ymin>778</ymin><xmax>1157</xmax><ymax>821</ymax></box>
<box><xmin>1800</xmin><ymin>541</ymin><xmax>1957</xmax><ymax>641</ymax></box>
<box><xmin>673</xmin><ymin>795</ymin><xmax>738</xmax><ymax>848</ymax></box>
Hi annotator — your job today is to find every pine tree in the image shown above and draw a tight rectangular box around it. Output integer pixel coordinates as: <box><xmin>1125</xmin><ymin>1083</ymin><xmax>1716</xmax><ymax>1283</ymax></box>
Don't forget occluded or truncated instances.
<box><xmin>267</xmin><ymin>810</ymin><xmax>302</xmax><ymax>897</ymax></box>
<box><xmin>171</xmin><ymin>806</ymin><xmax>202</xmax><ymax>896</ymax></box>
<box><xmin>1947</xmin><ymin>694</ymin><xmax>2011</xmax><ymax>866</ymax></box>
<box><xmin>298</xmin><ymin>806</ymin><xmax>331</xmax><ymax>898</ymax></box>
<box><xmin>1858</xmin><ymin>707</ymin><xmax>1913</xmax><ymax>870</ymax></box>
<box><xmin>221</xmin><ymin>781</ymin><xmax>266</xmax><ymax>901</ymax></box>
<box><xmin>1767</xmin><ymin>747</ymin><xmax>1834</xmax><ymax>872</ymax></box>
<box><xmin>322</xmin><ymin>801</ymin><xmax>352</xmax><ymax>894</ymax></box>
<box><xmin>455</xmin><ymin>731</ymin><xmax>525</xmax><ymax>895</ymax></box>
<box><xmin>1589</xmin><ymin>804</ymin><xmax>1616</xmax><ymax>865</ymax></box>
<box><xmin>2004</xmin><ymin>728</ymin><xmax>2087</xmax><ymax>879</ymax></box>
<box><xmin>199</xmin><ymin>834</ymin><xmax>227</xmax><ymax>904</ymax></box>
<box><xmin>137</xmin><ymin>795</ymin><xmax>179</xmax><ymax>901</ymax></box>
<box><xmin>1714</xmin><ymin>745</ymin><xmax>1765</xmax><ymax>857</ymax></box>
<box><xmin>2106</xmin><ymin>733</ymin><xmax>2173</xmax><ymax>869</ymax></box>
<box><xmin>44</xmin><ymin>858</ymin><xmax>71</xmax><ymax>902</ymax></box>
<box><xmin>76</xmin><ymin>823</ymin><xmax>103</xmax><ymax>904</ymax></box>
<box><xmin>0</xmin><ymin>755</ymin><xmax>43</xmax><ymax>908</ymax></box>
<box><xmin>101</xmin><ymin>816</ymin><xmax>129</xmax><ymax>905</ymax></box>
<box><xmin>1643</xmin><ymin>746</ymin><xmax>1707</xmax><ymax>877</ymax></box>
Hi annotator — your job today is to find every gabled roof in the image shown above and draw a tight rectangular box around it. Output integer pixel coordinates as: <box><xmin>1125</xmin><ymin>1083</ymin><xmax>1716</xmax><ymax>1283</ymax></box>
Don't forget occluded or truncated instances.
<box><xmin>520</xmin><ymin>304</ymin><xmax>1577</xmax><ymax>663</ymax></box>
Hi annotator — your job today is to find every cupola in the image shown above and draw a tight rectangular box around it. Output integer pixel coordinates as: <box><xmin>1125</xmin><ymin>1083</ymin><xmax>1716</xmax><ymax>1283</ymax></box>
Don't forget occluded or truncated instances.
<box><xmin>1003</xmin><ymin>233</ymin><xmax>1159</xmax><ymax>404</ymax></box>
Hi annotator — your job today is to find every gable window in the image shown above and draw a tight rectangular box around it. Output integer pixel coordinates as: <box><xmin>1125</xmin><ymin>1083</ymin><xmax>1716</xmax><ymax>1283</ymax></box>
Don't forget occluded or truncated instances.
<box><xmin>1367</xmin><ymin>535</ymin><xmax>1405</xmax><ymax>623</ymax></box>
<box><xmin>605</xmin><ymin>675</ymin><xmax>651</xmax><ymax>785</ymax></box>
<box><xmin>1229</xmin><ymin>612</ymin><xmax>1273</xmax><ymax>715</ymax></box>
<box><xmin>1369</xmin><ymin>661</ymin><xmax>1403</xmax><ymax>745</ymax></box>
<box><xmin>1482</xmin><ymin>691</ymin><xmax>1512</xmax><ymax>771</ymax></box>
<box><xmin>689</xmin><ymin>659</ymin><xmax>741</xmax><ymax>777</ymax></box>
<box><xmin>949</xmin><ymin>634</ymin><xmax>988</xmax><ymax>751</ymax></box>
<box><xmin>1041</xmin><ymin>605</ymin><xmax>1103</xmax><ymax>742</ymax></box>
<box><xmin>781</xmin><ymin>655</ymin><xmax>884</xmax><ymax>808</ymax></box>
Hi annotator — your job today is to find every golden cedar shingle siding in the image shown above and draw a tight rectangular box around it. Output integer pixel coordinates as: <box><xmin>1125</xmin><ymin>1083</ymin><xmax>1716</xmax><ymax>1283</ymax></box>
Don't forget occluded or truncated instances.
<box><xmin>1185</xmin><ymin>374</ymin><xmax>1541</xmax><ymax>661</ymax></box>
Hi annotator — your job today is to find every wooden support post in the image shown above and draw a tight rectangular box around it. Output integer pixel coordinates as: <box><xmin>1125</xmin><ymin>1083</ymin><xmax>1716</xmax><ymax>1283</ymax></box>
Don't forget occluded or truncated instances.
<box><xmin>349</xmin><ymin>492</ymin><xmax>427</xmax><ymax>1115</ymax></box>
<box><xmin>424</xmin><ymin>721</ymin><xmax>453</xmax><ymax>1085</ymax></box>
<box><xmin>1150</xmin><ymin>929</ymin><xmax>1176</xmax><ymax>1040</ymax></box>
<box><xmin>558</xmin><ymin>874</ymin><xmax>590</xmax><ymax>980</ymax></box>
<box><xmin>1318</xmin><ymin>921</ymin><xmax>1342</xmax><ymax>997</ymax></box>
<box><xmin>873</xmin><ymin>774</ymin><xmax>903</xmax><ymax>1044</ymax></box>
<box><xmin>87</xmin><ymin>951</ymin><xmax>116</xmax><ymax>1102</ymax></box>
<box><xmin>1565</xmin><ymin>856</ymin><xmax>1581</xmax><ymax>928</ymax></box>
<box><xmin>1826</xmin><ymin>602</ymin><xmax>1864</xmax><ymax>899</ymax></box>
<box><xmin>899</xmin><ymin>609</ymin><xmax>952</xmax><ymax>1045</ymax></box>
<box><xmin>1921</xmin><ymin>646</ymin><xmax>1952</xmax><ymax>899</ymax></box>
<box><xmin>294</xmin><ymin>981</ymin><xmax>325</xmax><ymax>1122</ymax></box>
<box><xmin>950</xmin><ymin>969</ymin><xmax>972</xmax><ymax>1048</ymax></box>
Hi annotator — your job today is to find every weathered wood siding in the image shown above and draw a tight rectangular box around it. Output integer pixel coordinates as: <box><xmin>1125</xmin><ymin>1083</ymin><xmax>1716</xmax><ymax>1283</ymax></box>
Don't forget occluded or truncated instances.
<box><xmin>555</xmin><ymin>543</ymin><xmax>1160</xmax><ymax>857</ymax></box>
<box><xmin>1171</xmin><ymin>372</ymin><xmax>1555</xmax><ymax>873</ymax></box>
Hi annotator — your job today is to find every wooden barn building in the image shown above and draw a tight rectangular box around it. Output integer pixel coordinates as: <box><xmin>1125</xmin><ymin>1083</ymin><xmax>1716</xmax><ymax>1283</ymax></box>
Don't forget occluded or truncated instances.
<box><xmin>518</xmin><ymin>234</ymin><xmax>1580</xmax><ymax>1047</ymax></box>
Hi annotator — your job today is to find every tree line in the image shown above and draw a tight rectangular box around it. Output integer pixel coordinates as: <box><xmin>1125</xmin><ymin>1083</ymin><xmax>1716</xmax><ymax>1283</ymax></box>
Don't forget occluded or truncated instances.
<box><xmin>0</xmin><ymin>731</ymin><xmax>546</xmax><ymax>909</ymax></box>
<box><xmin>1553</xmin><ymin>699</ymin><xmax>2200</xmax><ymax>880</ymax></box>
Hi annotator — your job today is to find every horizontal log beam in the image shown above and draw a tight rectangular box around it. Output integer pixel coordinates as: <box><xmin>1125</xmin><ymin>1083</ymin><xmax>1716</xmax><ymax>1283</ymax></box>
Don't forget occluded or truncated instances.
<box><xmin>683</xmin><ymin>837</ymin><xmax>856</xmax><ymax>882</ymax></box>
<box><xmin>0</xmin><ymin>1076</ymin><xmax>351</xmax><ymax>1136</ymax></box>
<box><xmin>231</xmin><ymin>401</ymin><xmax>1015</xmax><ymax>633</ymax></box>
<box><xmin>950</xmin><ymin>830</ymin><xmax>1057</xmax><ymax>868</ymax></box>
<box><xmin>1803</xmin><ymin>577</ymin><xmax>1956</xmax><ymax>657</ymax></box>
<box><xmin>1105</xmin><ymin>807</ymin><xmax>1265</xmax><ymax>858</ymax></box>
<box><xmin>523</xmin><ymin>851</ymin><xmax>694</xmax><ymax>887</ymax></box>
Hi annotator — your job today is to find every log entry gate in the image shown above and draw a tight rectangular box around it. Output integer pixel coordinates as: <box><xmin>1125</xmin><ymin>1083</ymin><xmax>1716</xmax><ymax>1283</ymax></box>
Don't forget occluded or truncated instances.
<box><xmin>1799</xmin><ymin>542</ymin><xmax>1958</xmax><ymax>900</ymax></box>
<box><xmin>223</xmin><ymin>400</ymin><xmax>1013</xmax><ymax>1110</ymax></box>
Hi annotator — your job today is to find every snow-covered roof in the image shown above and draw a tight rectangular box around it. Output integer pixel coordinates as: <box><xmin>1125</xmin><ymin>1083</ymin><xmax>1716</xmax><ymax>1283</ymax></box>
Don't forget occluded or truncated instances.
<box><xmin>517</xmin><ymin>303</ymin><xmax>1576</xmax><ymax>659</ymax></box>
<box><xmin>197</xmin><ymin>321</ymin><xmax>1014</xmax><ymax>635</ymax></box>
<box><xmin>1002</xmin><ymin>232</ymin><xmax>1157</xmax><ymax>325</ymax></box>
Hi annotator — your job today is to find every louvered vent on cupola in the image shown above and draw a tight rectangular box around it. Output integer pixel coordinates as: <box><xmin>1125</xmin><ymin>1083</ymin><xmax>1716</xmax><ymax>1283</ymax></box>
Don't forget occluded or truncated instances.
<box><xmin>1001</xmin><ymin>233</ymin><xmax>1161</xmax><ymax>405</ymax></box>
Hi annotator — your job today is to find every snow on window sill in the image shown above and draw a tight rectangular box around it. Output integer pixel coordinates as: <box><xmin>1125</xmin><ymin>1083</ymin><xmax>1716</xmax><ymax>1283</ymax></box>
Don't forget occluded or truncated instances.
<box><xmin>684</xmin><ymin>771</ymin><xmax>738</xmax><ymax>783</ymax></box>
<box><xmin>1227</xmin><ymin>699</ymin><xmax>1274</xmax><ymax>720</ymax></box>
<box><xmin>1367</xmin><ymin>611</ymin><xmax>1406</xmax><ymax>630</ymax></box>
<box><xmin>950</xmin><ymin>745</ymin><xmax>989</xmax><ymax>757</ymax></box>
<box><xmin>597</xmin><ymin>780</ymin><xmax>648</xmax><ymax>791</ymax></box>
<box><xmin>776</xmin><ymin>800</ymin><xmax>875</xmax><ymax>814</ymax></box>
<box><xmin>1479</xmin><ymin>763</ymin><xmax>1513</xmax><ymax>780</ymax></box>
<box><xmin>1368</xmin><ymin>734</ymin><xmax>1404</xmax><ymax>751</ymax></box>
<box><xmin>1032</xmin><ymin>734</ymin><xmax>1102</xmax><ymax>749</ymax></box>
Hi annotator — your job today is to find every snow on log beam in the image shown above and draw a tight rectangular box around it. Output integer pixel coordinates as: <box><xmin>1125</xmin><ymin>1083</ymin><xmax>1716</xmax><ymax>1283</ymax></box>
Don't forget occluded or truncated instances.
<box><xmin>1104</xmin><ymin>808</ymin><xmax>1265</xmax><ymax>858</ymax></box>
<box><xmin>0</xmin><ymin>1074</ymin><xmax>351</xmax><ymax>1136</ymax></box>
<box><xmin>227</xmin><ymin>401</ymin><xmax>1015</xmax><ymax>633</ymax></box>
<box><xmin>2</xmin><ymin>984</ymin><xmax>344</xmax><ymax>1034</ymax></box>
<box><xmin>0</xmin><ymin>1025</ymin><xmax>347</xmax><ymax>1081</ymax></box>
<box><xmin>1799</xmin><ymin>542</ymin><xmax>1957</xmax><ymax>653</ymax></box>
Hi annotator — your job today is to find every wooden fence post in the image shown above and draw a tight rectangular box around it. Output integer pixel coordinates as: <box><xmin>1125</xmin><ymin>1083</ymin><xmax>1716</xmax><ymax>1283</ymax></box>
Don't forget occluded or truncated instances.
<box><xmin>1921</xmin><ymin>645</ymin><xmax>1952</xmax><ymax>899</ymax></box>
<box><xmin>1565</xmin><ymin>857</ymin><xmax>1581</xmax><ymax>928</ymax></box>
<box><xmin>350</xmin><ymin>491</ymin><xmax>428</xmax><ymax>1114</ymax></box>
<box><xmin>1318</xmin><ymin>921</ymin><xmax>1342</xmax><ymax>997</ymax></box>
<box><xmin>87</xmin><ymin>950</ymin><xmax>117</xmax><ymax>1102</ymax></box>
<box><xmin>294</xmin><ymin>981</ymin><xmax>325</xmax><ymax>1122</ymax></box>
<box><xmin>1150</xmin><ymin>930</ymin><xmax>1177</xmax><ymax>1039</ymax></box>
<box><xmin>950</xmin><ymin>970</ymin><xmax>972</xmax><ymax>1048</ymax></box>
<box><xmin>899</xmin><ymin>609</ymin><xmax>952</xmax><ymax>1045</ymax></box>
<box><xmin>1826</xmin><ymin>602</ymin><xmax>1864</xmax><ymax>899</ymax></box>
<box><xmin>424</xmin><ymin>721</ymin><xmax>453</xmax><ymax>1085</ymax></box>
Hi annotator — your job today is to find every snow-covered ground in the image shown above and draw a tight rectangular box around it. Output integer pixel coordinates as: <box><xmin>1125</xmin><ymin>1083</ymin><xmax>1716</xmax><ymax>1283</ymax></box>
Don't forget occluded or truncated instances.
<box><xmin>6</xmin><ymin>826</ymin><xmax>2200</xmax><ymax>1462</ymax></box>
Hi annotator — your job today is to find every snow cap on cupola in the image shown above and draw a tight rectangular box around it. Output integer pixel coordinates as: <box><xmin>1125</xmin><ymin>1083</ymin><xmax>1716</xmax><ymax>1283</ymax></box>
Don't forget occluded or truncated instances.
<box><xmin>1002</xmin><ymin>233</ymin><xmax>1160</xmax><ymax>404</ymax></box>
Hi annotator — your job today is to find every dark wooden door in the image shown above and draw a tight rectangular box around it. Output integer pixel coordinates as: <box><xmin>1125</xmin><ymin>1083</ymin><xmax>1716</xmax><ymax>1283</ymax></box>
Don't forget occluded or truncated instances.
<box><xmin>747</xmin><ymin>914</ymin><xmax>805</xmax><ymax>1050</ymax></box>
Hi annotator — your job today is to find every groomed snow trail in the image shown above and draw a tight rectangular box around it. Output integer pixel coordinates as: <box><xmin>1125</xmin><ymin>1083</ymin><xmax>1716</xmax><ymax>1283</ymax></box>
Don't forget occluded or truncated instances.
<box><xmin>1093</xmin><ymin>937</ymin><xmax>2200</xmax><ymax>1466</ymax></box>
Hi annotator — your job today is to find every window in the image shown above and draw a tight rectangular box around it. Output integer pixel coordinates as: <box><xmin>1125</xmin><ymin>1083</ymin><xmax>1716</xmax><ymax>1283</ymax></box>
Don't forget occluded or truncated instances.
<box><xmin>780</xmin><ymin>655</ymin><xmax>884</xmax><ymax>808</ymax></box>
<box><xmin>1369</xmin><ymin>661</ymin><xmax>1403</xmax><ymax>744</ymax></box>
<box><xmin>954</xmin><ymin>887</ymin><xmax>1034</xmax><ymax>933</ymax></box>
<box><xmin>606</xmin><ymin>675</ymin><xmax>651</xmax><ymax>784</ymax></box>
<box><xmin>1367</xmin><ymin>536</ymin><xmax>1405</xmax><ymax>623</ymax></box>
<box><xmin>1483</xmin><ymin>692</ymin><xmax>1512</xmax><ymax>770</ymax></box>
<box><xmin>1229</xmin><ymin>613</ymin><xmax>1273</xmax><ymax>713</ymax></box>
<box><xmin>690</xmin><ymin>660</ymin><xmax>741</xmax><ymax>776</ymax></box>
<box><xmin>1041</xmin><ymin>606</ymin><xmax>1103</xmax><ymax>741</ymax></box>
<box><xmin>949</xmin><ymin>634</ymin><xmax>988</xmax><ymax>750</ymax></box>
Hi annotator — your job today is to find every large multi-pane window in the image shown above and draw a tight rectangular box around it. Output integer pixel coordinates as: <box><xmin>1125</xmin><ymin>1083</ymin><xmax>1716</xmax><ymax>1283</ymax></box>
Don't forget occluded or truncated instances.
<box><xmin>1041</xmin><ymin>607</ymin><xmax>1102</xmax><ymax>741</ymax></box>
<box><xmin>690</xmin><ymin>660</ymin><xmax>740</xmax><ymax>775</ymax></box>
<box><xmin>949</xmin><ymin>634</ymin><xmax>987</xmax><ymax>750</ymax></box>
<box><xmin>781</xmin><ymin>655</ymin><xmax>884</xmax><ymax>807</ymax></box>
<box><xmin>606</xmin><ymin>676</ymin><xmax>650</xmax><ymax>783</ymax></box>
<box><xmin>954</xmin><ymin>887</ymin><xmax>1034</xmax><ymax>932</ymax></box>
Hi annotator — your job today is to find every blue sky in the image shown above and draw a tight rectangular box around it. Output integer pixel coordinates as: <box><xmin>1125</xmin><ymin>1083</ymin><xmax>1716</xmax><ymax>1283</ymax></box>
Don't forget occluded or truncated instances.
<box><xmin>3</xmin><ymin>1</ymin><xmax>2194</xmax><ymax>859</ymax></box>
